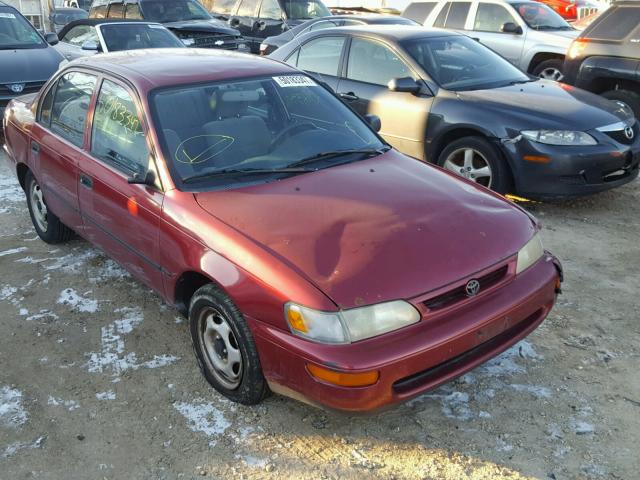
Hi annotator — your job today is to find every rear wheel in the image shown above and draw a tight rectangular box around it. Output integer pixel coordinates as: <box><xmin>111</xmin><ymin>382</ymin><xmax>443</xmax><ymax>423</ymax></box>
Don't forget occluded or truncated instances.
<box><xmin>602</xmin><ymin>89</ymin><xmax>640</xmax><ymax>120</ymax></box>
<box><xmin>25</xmin><ymin>171</ymin><xmax>73</xmax><ymax>244</ymax></box>
<box><xmin>189</xmin><ymin>283</ymin><xmax>269</xmax><ymax>405</ymax></box>
<box><xmin>532</xmin><ymin>59</ymin><xmax>564</xmax><ymax>82</ymax></box>
<box><xmin>438</xmin><ymin>136</ymin><xmax>512</xmax><ymax>194</ymax></box>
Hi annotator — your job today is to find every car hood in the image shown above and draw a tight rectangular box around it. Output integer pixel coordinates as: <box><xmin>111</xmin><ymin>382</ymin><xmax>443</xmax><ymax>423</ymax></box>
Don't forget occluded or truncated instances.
<box><xmin>458</xmin><ymin>80</ymin><xmax>627</xmax><ymax>131</ymax></box>
<box><xmin>0</xmin><ymin>46</ymin><xmax>63</xmax><ymax>83</ymax></box>
<box><xmin>194</xmin><ymin>151</ymin><xmax>536</xmax><ymax>309</ymax></box>
<box><xmin>164</xmin><ymin>19</ymin><xmax>239</xmax><ymax>36</ymax></box>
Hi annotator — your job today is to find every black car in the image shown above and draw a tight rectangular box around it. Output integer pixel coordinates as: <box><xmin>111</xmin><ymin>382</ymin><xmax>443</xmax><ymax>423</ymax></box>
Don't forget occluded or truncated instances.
<box><xmin>0</xmin><ymin>1</ymin><xmax>62</xmax><ymax>127</ymax></box>
<box><xmin>259</xmin><ymin>14</ymin><xmax>417</xmax><ymax>55</ymax></box>
<box><xmin>89</xmin><ymin>0</ymin><xmax>248</xmax><ymax>51</ymax></box>
<box><xmin>208</xmin><ymin>0</ymin><xmax>332</xmax><ymax>53</ymax></box>
<box><xmin>270</xmin><ymin>26</ymin><xmax>639</xmax><ymax>198</ymax></box>
<box><xmin>563</xmin><ymin>1</ymin><xmax>640</xmax><ymax>118</ymax></box>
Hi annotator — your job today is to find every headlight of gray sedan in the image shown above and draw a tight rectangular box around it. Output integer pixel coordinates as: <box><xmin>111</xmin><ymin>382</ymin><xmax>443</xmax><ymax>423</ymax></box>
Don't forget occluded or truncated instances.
<box><xmin>285</xmin><ymin>300</ymin><xmax>421</xmax><ymax>344</ymax></box>
<box><xmin>521</xmin><ymin>130</ymin><xmax>597</xmax><ymax>146</ymax></box>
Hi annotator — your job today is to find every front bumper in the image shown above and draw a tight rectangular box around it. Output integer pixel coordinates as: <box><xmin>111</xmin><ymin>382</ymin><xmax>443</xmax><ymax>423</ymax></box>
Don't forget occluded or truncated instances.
<box><xmin>500</xmin><ymin>131</ymin><xmax>640</xmax><ymax>199</ymax></box>
<box><xmin>249</xmin><ymin>254</ymin><xmax>561</xmax><ymax>412</ymax></box>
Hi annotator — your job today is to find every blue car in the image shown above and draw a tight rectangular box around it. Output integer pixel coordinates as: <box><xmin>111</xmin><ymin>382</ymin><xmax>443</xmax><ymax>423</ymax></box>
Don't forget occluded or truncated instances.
<box><xmin>1</xmin><ymin>1</ymin><xmax>63</xmax><ymax>126</ymax></box>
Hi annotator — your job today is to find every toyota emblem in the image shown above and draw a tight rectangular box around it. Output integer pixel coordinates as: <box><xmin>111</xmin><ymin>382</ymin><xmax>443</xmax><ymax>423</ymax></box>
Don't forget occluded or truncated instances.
<box><xmin>9</xmin><ymin>83</ymin><xmax>25</xmax><ymax>93</ymax></box>
<box><xmin>465</xmin><ymin>279</ymin><xmax>481</xmax><ymax>297</ymax></box>
<box><xmin>624</xmin><ymin>126</ymin><xmax>634</xmax><ymax>140</ymax></box>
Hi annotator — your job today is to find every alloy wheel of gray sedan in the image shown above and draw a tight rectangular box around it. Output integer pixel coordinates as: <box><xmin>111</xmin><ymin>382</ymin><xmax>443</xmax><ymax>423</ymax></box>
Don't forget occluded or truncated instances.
<box><xmin>443</xmin><ymin>147</ymin><xmax>493</xmax><ymax>188</ymax></box>
<box><xmin>538</xmin><ymin>67</ymin><xmax>564</xmax><ymax>82</ymax></box>
<box><xmin>198</xmin><ymin>306</ymin><xmax>243</xmax><ymax>390</ymax></box>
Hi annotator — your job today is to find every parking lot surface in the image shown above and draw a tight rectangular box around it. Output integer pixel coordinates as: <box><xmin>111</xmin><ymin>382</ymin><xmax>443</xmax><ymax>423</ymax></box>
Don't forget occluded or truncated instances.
<box><xmin>1</xmin><ymin>150</ymin><xmax>639</xmax><ymax>480</ymax></box>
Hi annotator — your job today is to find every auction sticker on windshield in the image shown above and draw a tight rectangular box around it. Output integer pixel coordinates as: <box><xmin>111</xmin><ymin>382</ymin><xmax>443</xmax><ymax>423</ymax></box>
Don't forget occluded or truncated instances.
<box><xmin>273</xmin><ymin>75</ymin><xmax>318</xmax><ymax>88</ymax></box>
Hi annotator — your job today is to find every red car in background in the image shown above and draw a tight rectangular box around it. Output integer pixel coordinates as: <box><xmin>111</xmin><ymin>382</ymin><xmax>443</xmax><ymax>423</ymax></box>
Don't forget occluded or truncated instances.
<box><xmin>536</xmin><ymin>0</ymin><xmax>600</xmax><ymax>21</ymax></box>
<box><xmin>2</xmin><ymin>50</ymin><xmax>562</xmax><ymax>412</ymax></box>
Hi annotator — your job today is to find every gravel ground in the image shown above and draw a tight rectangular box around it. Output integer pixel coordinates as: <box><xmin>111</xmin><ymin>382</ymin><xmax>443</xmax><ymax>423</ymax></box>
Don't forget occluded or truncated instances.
<box><xmin>1</xmin><ymin>149</ymin><xmax>639</xmax><ymax>480</ymax></box>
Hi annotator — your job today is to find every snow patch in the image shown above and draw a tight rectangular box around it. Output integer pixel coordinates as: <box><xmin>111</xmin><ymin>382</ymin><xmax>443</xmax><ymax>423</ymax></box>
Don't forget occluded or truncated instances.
<box><xmin>479</xmin><ymin>340</ymin><xmax>541</xmax><ymax>377</ymax></box>
<box><xmin>25</xmin><ymin>310</ymin><xmax>59</xmax><ymax>322</ymax></box>
<box><xmin>0</xmin><ymin>285</ymin><xmax>17</xmax><ymax>301</ymax></box>
<box><xmin>47</xmin><ymin>396</ymin><xmax>80</xmax><ymax>411</ymax></box>
<box><xmin>57</xmin><ymin>288</ymin><xmax>99</xmax><ymax>313</ymax></box>
<box><xmin>509</xmin><ymin>384</ymin><xmax>552</xmax><ymax>398</ymax></box>
<box><xmin>174</xmin><ymin>401</ymin><xmax>231</xmax><ymax>445</ymax></box>
<box><xmin>96</xmin><ymin>390</ymin><xmax>116</xmax><ymax>401</ymax></box>
<box><xmin>0</xmin><ymin>247</ymin><xmax>27</xmax><ymax>257</ymax></box>
<box><xmin>0</xmin><ymin>386</ymin><xmax>28</xmax><ymax>428</ymax></box>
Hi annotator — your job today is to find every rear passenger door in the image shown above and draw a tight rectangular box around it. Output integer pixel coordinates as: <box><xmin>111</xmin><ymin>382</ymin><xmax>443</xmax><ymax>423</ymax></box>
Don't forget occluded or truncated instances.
<box><xmin>471</xmin><ymin>2</ymin><xmax>525</xmax><ymax>65</ymax></box>
<box><xmin>284</xmin><ymin>35</ymin><xmax>347</xmax><ymax>91</ymax></box>
<box><xmin>79</xmin><ymin>77</ymin><xmax>165</xmax><ymax>291</ymax></box>
<box><xmin>31</xmin><ymin>71</ymin><xmax>98</xmax><ymax>233</ymax></box>
<box><xmin>338</xmin><ymin>37</ymin><xmax>434</xmax><ymax>159</ymax></box>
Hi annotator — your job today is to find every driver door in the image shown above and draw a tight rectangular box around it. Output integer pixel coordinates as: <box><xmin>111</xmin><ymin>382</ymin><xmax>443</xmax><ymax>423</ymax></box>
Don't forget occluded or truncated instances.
<box><xmin>337</xmin><ymin>37</ymin><xmax>434</xmax><ymax>160</ymax></box>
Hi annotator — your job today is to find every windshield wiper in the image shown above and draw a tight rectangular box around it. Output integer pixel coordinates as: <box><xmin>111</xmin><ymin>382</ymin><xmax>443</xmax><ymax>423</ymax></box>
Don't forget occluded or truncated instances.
<box><xmin>286</xmin><ymin>147</ymin><xmax>389</xmax><ymax>169</ymax></box>
<box><xmin>182</xmin><ymin>167</ymin><xmax>313</xmax><ymax>184</ymax></box>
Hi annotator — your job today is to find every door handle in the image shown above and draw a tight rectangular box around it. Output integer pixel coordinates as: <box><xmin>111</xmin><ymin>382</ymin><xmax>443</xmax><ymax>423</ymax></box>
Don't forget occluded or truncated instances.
<box><xmin>31</xmin><ymin>142</ymin><xmax>40</xmax><ymax>154</ymax></box>
<box><xmin>339</xmin><ymin>92</ymin><xmax>359</xmax><ymax>101</ymax></box>
<box><xmin>79</xmin><ymin>174</ymin><xmax>93</xmax><ymax>189</ymax></box>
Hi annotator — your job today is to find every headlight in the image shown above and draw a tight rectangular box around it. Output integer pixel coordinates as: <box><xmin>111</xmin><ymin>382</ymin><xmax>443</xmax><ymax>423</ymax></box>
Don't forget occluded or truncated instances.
<box><xmin>285</xmin><ymin>300</ymin><xmax>420</xmax><ymax>344</ymax></box>
<box><xmin>515</xmin><ymin>233</ymin><xmax>544</xmax><ymax>274</ymax></box>
<box><xmin>521</xmin><ymin>130</ymin><xmax>597</xmax><ymax>146</ymax></box>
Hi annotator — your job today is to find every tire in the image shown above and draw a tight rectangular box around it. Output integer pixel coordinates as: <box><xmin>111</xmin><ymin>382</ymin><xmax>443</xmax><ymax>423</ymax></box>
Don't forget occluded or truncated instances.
<box><xmin>437</xmin><ymin>136</ymin><xmax>512</xmax><ymax>194</ymax></box>
<box><xmin>602</xmin><ymin>89</ymin><xmax>640</xmax><ymax>120</ymax></box>
<box><xmin>532</xmin><ymin>59</ymin><xmax>564</xmax><ymax>82</ymax></box>
<box><xmin>189</xmin><ymin>283</ymin><xmax>269</xmax><ymax>405</ymax></box>
<box><xmin>25</xmin><ymin>170</ymin><xmax>74</xmax><ymax>244</ymax></box>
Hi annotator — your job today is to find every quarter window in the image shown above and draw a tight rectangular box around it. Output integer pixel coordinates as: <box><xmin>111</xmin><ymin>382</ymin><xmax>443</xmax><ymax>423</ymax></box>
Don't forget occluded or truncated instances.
<box><xmin>433</xmin><ymin>2</ymin><xmax>450</xmax><ymax>27</ymax></box>
<box><xmin>445</xmin><ymin>2</ymin><xmax>470</xmax><ymax>28</ymax></box>
<box><xmin>125</xmin><ymin>3</ymin><xmax>143</xmax><ymax>18</ymax></box>
<box><xmin>39</xmin><ymin>84</ymin><xmax>55</xmax><ymax>127</ymax></box>
<box><xmin>402</xmin><ymin>1</ymin><xmax>437</xmax><ymax>24</ymax></box>
<box><xmin>91</xmin><ymin>80</ymin><xmax>149</xmax><ymax>175</ymax></box>
<box><xmin>50</xmin><ymin>72</ymin><xmax>97</xmax><ymax>147</ymax></box>
<box><xmin>93</xmin><ymin>4</ymin><xmax>107</xmax><ymax>17</ymax></box>
<box><xmin>474</xmin><ymin>3</ymin><xmax>517</xmax><ymax>32</ymax></box>
<box><xmin>347</xmin><ymin>38</ymin><xmax>411</xmax><ymax>87</ymax></box>
<box><xmin>107</xmin><ymin>2</ymin><xmax>125</xmax><ymax>17</ymax></box>
<box><xmin>291</xmin><ymin>36</ymin><xmax>345</xmax><ymax>76</ymax></box>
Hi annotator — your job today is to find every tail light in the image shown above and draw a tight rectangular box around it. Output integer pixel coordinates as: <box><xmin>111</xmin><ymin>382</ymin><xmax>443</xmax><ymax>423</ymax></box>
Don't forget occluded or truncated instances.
<box><xmin>568</xmin><ymin>38</ymin><xmax>589</xmax><ymax>60</ymax></box>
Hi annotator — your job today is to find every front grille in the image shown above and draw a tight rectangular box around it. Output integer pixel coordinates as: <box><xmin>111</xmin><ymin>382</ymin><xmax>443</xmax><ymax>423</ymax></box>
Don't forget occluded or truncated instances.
<box><xmin>392</xmin><ymin>308</ymin><xmax>544</xmax><ymax>393</ymax></box>
<box><xmin>423</xmin><ymin>265</ymin><xmax>508</xmax><ymax>311</ymax></box>
<box><xmin>173</xmin><ymin>30</ymin><xmax>240</xmax><ymax>49</ymax></box>
<box><xmin>603</xmin><ymin>122</ymin><xmax>639</xmax><ymax>145</ymax></box>
<box><xmin>0</xmin><ymin>81</ymin><xmax>46</xmax><ymax>96</ymax></box>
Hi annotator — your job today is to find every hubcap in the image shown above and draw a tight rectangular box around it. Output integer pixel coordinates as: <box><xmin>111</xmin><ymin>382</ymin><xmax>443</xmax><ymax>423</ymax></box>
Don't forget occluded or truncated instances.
<box><xmin>443</xmin><ymin>148</ymin><xmax>493</xmax><ymax>188</ymax></box>
<box><xmin>198</xmin><ymin>307</ymin><xmax>242</xmax><ymax>390</ymax></box>
<box><xmin>538</xmin><ymin>67</ymin><xmax>563</xmax><ymax>82</ymax></box>
<box><xmin>30</xmin><ymin>181</ymin><xmax>48</xmax><ymax>232</ymax></box>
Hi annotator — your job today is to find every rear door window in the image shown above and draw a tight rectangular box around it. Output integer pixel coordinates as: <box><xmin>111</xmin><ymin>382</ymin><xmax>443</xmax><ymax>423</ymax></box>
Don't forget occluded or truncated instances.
<box><xmin>289</xmin><ymin>36</ymin><xmax>346</xmax><ymax>77</ymax></box>
<box><xmin>433</xmin><ymin>2</ymin><xmax>450</xmax><ymax>27</ymax></box>
<box><xmin>402</xmin><ymin>2</ymin><xmax>437</xmax><ymax>23</ymax></box>
<box><xmin>586</xmin><ymin>6</ymin><xmax>640</xmax><ymax>40</ymax></box>
<box><xmin>50</xmin><ymin>72</ymin><xmax>97</xmax><ymax>147</ymax></box>
<box><xmin>445</xmin><ymin>2</ymin><xmax>470</xmax><ymax>28</ymax></box>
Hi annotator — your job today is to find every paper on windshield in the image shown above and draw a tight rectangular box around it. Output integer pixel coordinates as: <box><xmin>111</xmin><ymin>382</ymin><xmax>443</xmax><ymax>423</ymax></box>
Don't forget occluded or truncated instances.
<box><xmin>273</xmin><ymin>75</ymin><xmax>318</xmax><ymax>88</ymax></box>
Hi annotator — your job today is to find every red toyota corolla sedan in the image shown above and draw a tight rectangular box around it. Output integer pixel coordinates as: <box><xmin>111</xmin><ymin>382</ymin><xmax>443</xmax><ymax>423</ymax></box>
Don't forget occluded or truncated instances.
<box><xmin>2</xmin><ymin>49</ymin><xmax>562</xmax><ymax>412</ymax></box>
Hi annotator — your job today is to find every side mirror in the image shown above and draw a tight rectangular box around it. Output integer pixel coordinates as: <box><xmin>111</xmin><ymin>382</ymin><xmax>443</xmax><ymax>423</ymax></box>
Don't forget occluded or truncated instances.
<box><xmin>364</xmin><ymin>114</ymin><xmax>381</xmax><ymax>132</ymax></box>
<box><xmin>81</xmin><ymin>40</ymin><xmax>99</xmax><ymax>51</ymax></box>
<box><xmin>501</xmin><ymin>22</ymin><xmax>522</xmax><ymax>34</ymax></box>
<box><xmin>388</xmin><ymin>77</ymin><xmax>421</xmax><ymax>94</ymax></box>
<box><xmin>45</xmin><ymin>32</ymin><xmax>59</xmax><ymax>45</ymax></box>
<box><xmin>128</xmin><ymin>170</ymin><xmax>157</xmax><ymax>187</ymax></box>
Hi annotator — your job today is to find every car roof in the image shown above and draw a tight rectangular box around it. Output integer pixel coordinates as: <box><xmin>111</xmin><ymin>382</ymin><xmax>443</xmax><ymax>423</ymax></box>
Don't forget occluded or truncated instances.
<box><xmin>68</xmin><ymin>49</ymin><xmax>298</xmax><ymax>91</ymax></box>
<box><xmin>313</xmin><ymin>24</ymin><xmax>459</xmax><ymax>41</ymax></box>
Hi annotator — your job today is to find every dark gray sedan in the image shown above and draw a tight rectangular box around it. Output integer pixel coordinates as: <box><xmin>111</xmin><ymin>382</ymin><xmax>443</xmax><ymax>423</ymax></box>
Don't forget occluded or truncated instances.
<box><xmin>269</xmin><ymin>25</ymin><xmax>639</xmax><ymax>199</ymax></box>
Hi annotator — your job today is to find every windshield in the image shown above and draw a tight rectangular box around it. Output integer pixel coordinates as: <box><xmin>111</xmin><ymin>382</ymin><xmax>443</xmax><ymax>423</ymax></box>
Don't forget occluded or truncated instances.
<box><xmin>54</xmin><ymin>10</ymin><xmax>88</xmax><ymax>25</ymax></box>
<box><xmin>151</xmin><ymin>75</ymin><xmax>384</xmax><ymax>189</ymax></box>
<box><xmin>403</xmin><ymin>35</ymin><xmax>531</xmax><ymax>91</ymax></box>
<box><xmin>0</xmin><ymin>8</ymin><xmax>45</xmax><ymax>49</ymax></box>
<box><xmin>100</xmin><ymin>23</ymin><xmax>185</xmax><ymax>51</ymax></box>
<box><xmin>512</xmin><ymin>2</ymin><xmax>572</xmax><ymax>30</ymax></box>
<box><xmin>283</xmin><ymin>0</ymin><xmax>330</xmax><ymax>20</ymax></box>
<box><xmin>140</xmin><ymin>0</ymin><xmax>212</xmax><ymax>23</ymax></box>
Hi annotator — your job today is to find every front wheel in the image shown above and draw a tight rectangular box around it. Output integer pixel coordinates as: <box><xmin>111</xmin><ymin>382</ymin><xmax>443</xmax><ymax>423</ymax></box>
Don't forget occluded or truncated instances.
<box><xmin>189</xmin><ymin>284</ymin><xmax>269</xmax><ymax>405</ymax></box>
<box><xmin>437</xmin><ymin>136</ymin><xmax>512</xmax><ymax>194</ymax></box>
<box><xmin>532</xmin><ymin>59</ymin><xmax>564</xmax><ymax>82</ymax></box>
<box><xmin>25</xmin><ymin>171</ymin><xmax>74</xmax><ymax>244</ymax></box>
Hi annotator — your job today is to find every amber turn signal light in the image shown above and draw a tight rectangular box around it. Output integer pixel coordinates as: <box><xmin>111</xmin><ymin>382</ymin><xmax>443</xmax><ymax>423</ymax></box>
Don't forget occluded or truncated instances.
<box><xmin>307</xmin><ymin>364</ymin><xmax>379</xmax><ymax>387</ymax></box>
